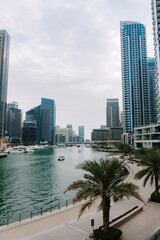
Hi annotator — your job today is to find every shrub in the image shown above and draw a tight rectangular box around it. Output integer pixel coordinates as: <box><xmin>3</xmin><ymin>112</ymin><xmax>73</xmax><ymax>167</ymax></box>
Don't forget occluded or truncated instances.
<box><xmin>94</xmin><ymin>227</ymin><xmax>122</xmax><ymax>240</ymax></box>
<box><xmin>150</xmin><ymin>191</ymin><xmax>160</xmax><ymax>203</ymax></box>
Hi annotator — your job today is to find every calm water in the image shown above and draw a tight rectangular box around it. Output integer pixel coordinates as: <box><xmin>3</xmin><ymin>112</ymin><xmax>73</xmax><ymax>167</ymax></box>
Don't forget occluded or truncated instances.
<box><xmin>0</xmin><ymin>146</ymin><xmax>118</xmax><ymax>225</ymax></box>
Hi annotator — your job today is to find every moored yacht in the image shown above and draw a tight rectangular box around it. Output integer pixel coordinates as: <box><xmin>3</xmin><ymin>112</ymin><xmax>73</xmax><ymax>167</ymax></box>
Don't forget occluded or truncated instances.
<box><xmin>58</xmin><ymin>156</ymin><xmax>65</xmax><ymax>161</ymax></box>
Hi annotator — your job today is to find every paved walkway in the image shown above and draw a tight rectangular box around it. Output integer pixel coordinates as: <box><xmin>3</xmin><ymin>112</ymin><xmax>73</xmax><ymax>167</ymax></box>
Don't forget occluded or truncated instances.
<box><xmin>0</xmin><ymin>159</ymin><xmax>160</xmax><ymax>240</ymax></box>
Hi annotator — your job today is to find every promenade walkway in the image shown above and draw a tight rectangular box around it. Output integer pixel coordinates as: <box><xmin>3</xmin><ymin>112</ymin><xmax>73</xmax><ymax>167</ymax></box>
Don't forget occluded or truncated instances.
<box><xmin>0</xmin><ymin>159</ymin><xmax>160</xmax><ymax>240</ymax></box>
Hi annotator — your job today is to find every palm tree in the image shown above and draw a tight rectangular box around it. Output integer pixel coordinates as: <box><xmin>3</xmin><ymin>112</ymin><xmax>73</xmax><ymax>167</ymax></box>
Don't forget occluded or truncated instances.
<box><xmin>134</xmin><ymin>149</ymin><xmax>160</xmax><ymax>199</ymax></box>
<box><xmin>64</xmin><ymin>158</ymin><xmax>143</xmax><ymax>233</ymax></box>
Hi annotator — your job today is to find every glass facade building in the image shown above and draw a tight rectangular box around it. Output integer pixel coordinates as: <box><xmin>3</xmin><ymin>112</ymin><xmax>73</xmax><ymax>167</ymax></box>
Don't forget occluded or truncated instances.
<box><xmin>22</xmin><ymin>120</ymin><xmax>38</xmax><ymax>145</ymax></box>
<box><xmin>41</xmin><ymin>98</ymin><xmax>56</xmax><ymax>144</ymax></box>
<box><xmin>7</xmin><ymin>102</ymin><xmax>21</xmax><ymax>143</ymax></box>
<box><xmin>78</xmin><ymin>126</ymin><xmax>84</xmax><ymax>142</ymax></box>
<box><xmin>106</xmin><ymin>99</ymin><xmax>120</xmax><ymax>127</ymax></box>
<box><xmin>0</xmin><ymin>30</ymin><xmax>10</xmax><ymax>142</ymax></box>
<box><xmin>26</xmin><ymin>105</ymin><xmax>41</xmax><ymax>142</ymax></box>
<box><xmin>66</xmin><ymin>124</ymin><xmax>73</xmax><ymax>142</ymax></box>
<box><xmin>120</xmin><ymin>21</ymin><xmax>150</xmax><ymax>133</ymax></box>
<box><xmin>26</xmin><ymin>98</ymin><xmax>56</xmax><ymax>144</ymax></box>
<box><xmin>148</xmin><ymin>58</ymin><xmax>157</xmax><ymax>123</ymax></box>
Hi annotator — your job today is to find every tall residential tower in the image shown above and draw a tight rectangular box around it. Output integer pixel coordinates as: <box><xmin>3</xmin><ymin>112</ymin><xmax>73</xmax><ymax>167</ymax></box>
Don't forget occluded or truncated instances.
<box><xmin>152</xmin><ymin>0</ymin><xmax>160</xmax><ymax>122</ymax></box>
<box><xmin>0</xmin><ymin>30</ymin><xmax>10</xmax><ymax>148</ymax></box>
<box><xmin>120</xmin><ymin>21</ymin><xmax>150</xmax><ymax>133</ymax></box>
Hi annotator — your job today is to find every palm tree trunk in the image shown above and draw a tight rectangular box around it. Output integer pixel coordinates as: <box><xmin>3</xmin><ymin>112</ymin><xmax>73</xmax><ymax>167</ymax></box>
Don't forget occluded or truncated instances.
<box><xmin>103</xmin><ymin>197</ymin><xmax>110</xmax><ymax>233</ymax></box>
<box><xmin>155</xmin><ymin>174</ymin><xmax>159</xmax><ymax>198</ymax></box>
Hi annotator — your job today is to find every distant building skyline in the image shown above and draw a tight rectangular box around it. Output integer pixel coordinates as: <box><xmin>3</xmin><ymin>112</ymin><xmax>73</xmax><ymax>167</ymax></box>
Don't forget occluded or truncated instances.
<box><xmin>0</xmin><ymin>30</ymin><xmax>10</xmax><ymax>148</ymax></box>
<box><xmin>56</xmin><ymin>127</ymin><xmax>69</xmax><ymax>144</ymax></box>
<box><xmin>120</xmin><ymin>21</ymin><xmax>150</xmax><ymax>133</ymax></box>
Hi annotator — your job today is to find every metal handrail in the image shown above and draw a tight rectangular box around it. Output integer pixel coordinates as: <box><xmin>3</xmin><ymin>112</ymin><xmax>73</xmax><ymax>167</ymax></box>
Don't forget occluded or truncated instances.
<box><xmin>0</xmin><ymin>198</ymin><xmax>74</xmax><ymax>227</ymax></box>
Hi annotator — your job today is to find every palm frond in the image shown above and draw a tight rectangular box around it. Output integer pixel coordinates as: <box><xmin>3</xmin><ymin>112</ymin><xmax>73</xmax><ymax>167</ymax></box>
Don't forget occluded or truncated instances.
<box><xmin>134</xmin><ymin>168</ymin><xmax>150</xmax><ymax>180</ymax></box>
<box><xmin>78</xmin><ymin>197</ymin><xmax>97</xmax><ymax>219</ymax></box>
<box><xmin>64</xmin><ymin>180</ymin><xmax>85</xmax><ymax>193</ymax></box>
<box><xmin>111</xmin><ymin>182</ymin><xmax>144</xmax><ymax>203</ymax></box>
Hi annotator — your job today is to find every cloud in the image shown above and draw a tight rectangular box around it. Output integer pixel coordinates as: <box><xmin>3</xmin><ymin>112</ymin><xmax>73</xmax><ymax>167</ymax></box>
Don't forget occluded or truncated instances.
<box><xmin>0</xmin><ymin>0</ymin><xmax>154</xmax><ymax>138</ymax></box>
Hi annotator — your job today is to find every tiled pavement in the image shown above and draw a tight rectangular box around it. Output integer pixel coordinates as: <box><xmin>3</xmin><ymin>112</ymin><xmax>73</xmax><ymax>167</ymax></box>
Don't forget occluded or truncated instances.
<box><xmin>0</xmin><ymin>160</ymin><xmax>160</xmax><ymax>240</ymax></box>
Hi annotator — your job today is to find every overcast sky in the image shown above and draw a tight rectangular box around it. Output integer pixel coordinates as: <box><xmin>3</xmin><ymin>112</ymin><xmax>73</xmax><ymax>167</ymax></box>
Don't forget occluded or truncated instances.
<box><xmin>0</xmin><ymin>0</ymin><xmax>154</xmax><ymax>139</ymax></box>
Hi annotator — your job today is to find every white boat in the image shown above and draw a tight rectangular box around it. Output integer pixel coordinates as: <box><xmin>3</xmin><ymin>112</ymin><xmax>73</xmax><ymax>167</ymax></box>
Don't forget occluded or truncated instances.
<box><xmin>30</xmin><ymin>145</ymin><xmax>44</xmax><ymax>150</ymax></box>
<box><xmin>57</xmin><ymin>144</ymin><xmax>66</xmax><ymax>148</ymax></box>
<box><xmin>4</xmin><ymin>146</ymin><xmax>27</xmax><ymax>153</ymax></box>
<box><xmin>24</xmin><ymin>148</ymin><xmax>34</xmax><ymax>153</ymax></box>
<box><xmin>58</xmin><ymin>156</ymin><xmax>65</xmax><ymax>161</ymax></box>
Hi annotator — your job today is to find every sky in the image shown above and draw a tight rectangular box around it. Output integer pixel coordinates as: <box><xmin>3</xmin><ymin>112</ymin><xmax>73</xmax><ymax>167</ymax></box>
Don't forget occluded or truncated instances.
<box><xmin>0</xmin><ymin>0</ymin><xmax>154</xmax><ymax>139</ymax></box>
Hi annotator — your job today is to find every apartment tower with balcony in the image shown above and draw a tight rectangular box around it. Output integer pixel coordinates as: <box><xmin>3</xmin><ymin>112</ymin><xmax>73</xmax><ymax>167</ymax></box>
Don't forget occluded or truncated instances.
<box><xmin>120</xmin><ymin>21</ymin><xmax>150</xmax><ymax>133</ymax></box>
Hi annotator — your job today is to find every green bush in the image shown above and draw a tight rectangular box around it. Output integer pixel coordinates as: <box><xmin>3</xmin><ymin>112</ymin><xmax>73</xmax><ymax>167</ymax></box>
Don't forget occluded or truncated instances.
<box><xmin>94</xmin><ymin>227</ymin><xmax>122</xmax><ymax>240</ymax></box>
<box><xmin>150</xmin><ymin>191</ymin><xmax>160</xmax><ymax>203</ymax></box>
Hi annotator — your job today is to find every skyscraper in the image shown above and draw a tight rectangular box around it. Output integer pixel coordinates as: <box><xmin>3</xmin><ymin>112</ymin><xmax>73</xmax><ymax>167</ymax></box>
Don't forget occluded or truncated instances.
<box><xmin>26</xmin><ymin>105</ymin><xmax>41</xmax><ymax>142</ymax></box>
<box><xmin>106</xmin><ymin>99</ymin><xmax>120</xmax><ymax>127</ymax></box>
<box><xmin>66</xmin><ymin>124</ymin><xmax>73</xmax><ymax>142</ymax></box>
<box><xmin>148</xmin><ymin>58</ymin><xmax>157</xmax><ymax>124</ymax></box>
<box><xmin>152</xmin><ymin>0</ymin><xmax>160</xmax><ymax>123</ymax></box>
<box><xmin>0</xmin><ymin>30</ymin><xmax>10</xmax><ymax>148</ymax></box>
<box><xmin>78</xmin><ymin>126</ymin><xmax>84</xmax><ymax>142</ymax></box>
<box><xmin>120</xmin><ymin>21</ymin><xmax>150</xmax><ymax>133</ymax></box>
<box><xmin>25</xmin><ymin>98</ymin><xmax>56</xmax><ymax>144</ymax></box>
<box><xmin>7</xmin><ymin>101</ymin><xmax>21</xmax><ymax>143</ymax></box>
<box><xmin>134</xmin><ymin>2</ymin><xmax>160</xmax><ymax>149</ymax></box>
<box><xmin>41</xmin><ymin>98</ymin><xmax>56</xmax><ymax>144</ymax></box>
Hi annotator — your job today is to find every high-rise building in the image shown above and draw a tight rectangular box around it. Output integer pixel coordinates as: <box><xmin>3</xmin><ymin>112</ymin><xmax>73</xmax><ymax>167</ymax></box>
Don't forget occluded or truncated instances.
<box><xmin>22</xmin><ymin>120</ymin><xmax>38</xmax><ymax>145</ymax></box>
<box><xmin>134</xmin><ymin>2</ymin><xmax>160</xmax><ymax>149</ymax></box>
<box><xmin>120</xmin><ymin>21</ymin><xmax>150</xmax><ymax>133</ymax></box>
<box><xmin>7</xmin><ymin>101</ymin><xmax>21</xmax><ymax>143</ymax></box>
<box><xmin>56</xmin><ymin>128</ymin><xmax>69</xmax><ymax>144</ymax></box>
<box><xmin>0</xmin><ymin>30</ymin><xmax>10</xmax><ymax>148</ymax></box>
<box><xmin>106</xmin><ymin>99</ymin><xmax>120</xmax><ymax>127</ymax></box>
<box><xmin>25</xmin><ymin>98</ymin><xmax>56</xmax><ymax>144</ymax></box>
<box><xmin>78</xmin><ymin>126</ymin><xmax>84</xmax><ymax>142</ymax></box>
<box><xmin>41</xmin><ymin>98</ymin><xmax>56</xmax><ymax>144</ymax></box>
<box><xmin>152</xmin><ymin>0</ymin><xmax>160</xmax><ymax>123</ymax></box>
<box><xmin>148</xmin><ymin>58</ymin><xmax>157</xmax><ymax>123</ymax></box>
<box><xmin>66</xmin><ymin>124</ymin><xmax>73</xmax><ymax>142</ymax></box>
<box><xmin>26</xmin><ymin>105</ymin><xmax>41</xmax><ymax>142</ymax></box>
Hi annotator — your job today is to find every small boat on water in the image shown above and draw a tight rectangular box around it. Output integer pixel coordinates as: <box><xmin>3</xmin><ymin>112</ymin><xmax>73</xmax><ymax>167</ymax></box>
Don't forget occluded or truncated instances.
<box><xmin>58</xmin><ymin>156</ymin><xmax>65</xmax><ymax>161</ymax></box>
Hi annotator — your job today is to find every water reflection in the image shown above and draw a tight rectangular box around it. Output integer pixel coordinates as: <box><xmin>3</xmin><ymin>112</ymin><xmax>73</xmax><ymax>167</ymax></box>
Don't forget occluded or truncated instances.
<box><xmin>0</xmin><ymin>146</ymin><xmax>117</xmax><ymax>221</ymax></box>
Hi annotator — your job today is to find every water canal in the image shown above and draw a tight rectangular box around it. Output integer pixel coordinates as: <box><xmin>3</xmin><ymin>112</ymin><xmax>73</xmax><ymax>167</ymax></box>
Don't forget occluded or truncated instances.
<box><xmin>0</xmin><ymin>145</ymin><xmax>119</xmax><ymax>225</ymax></box>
